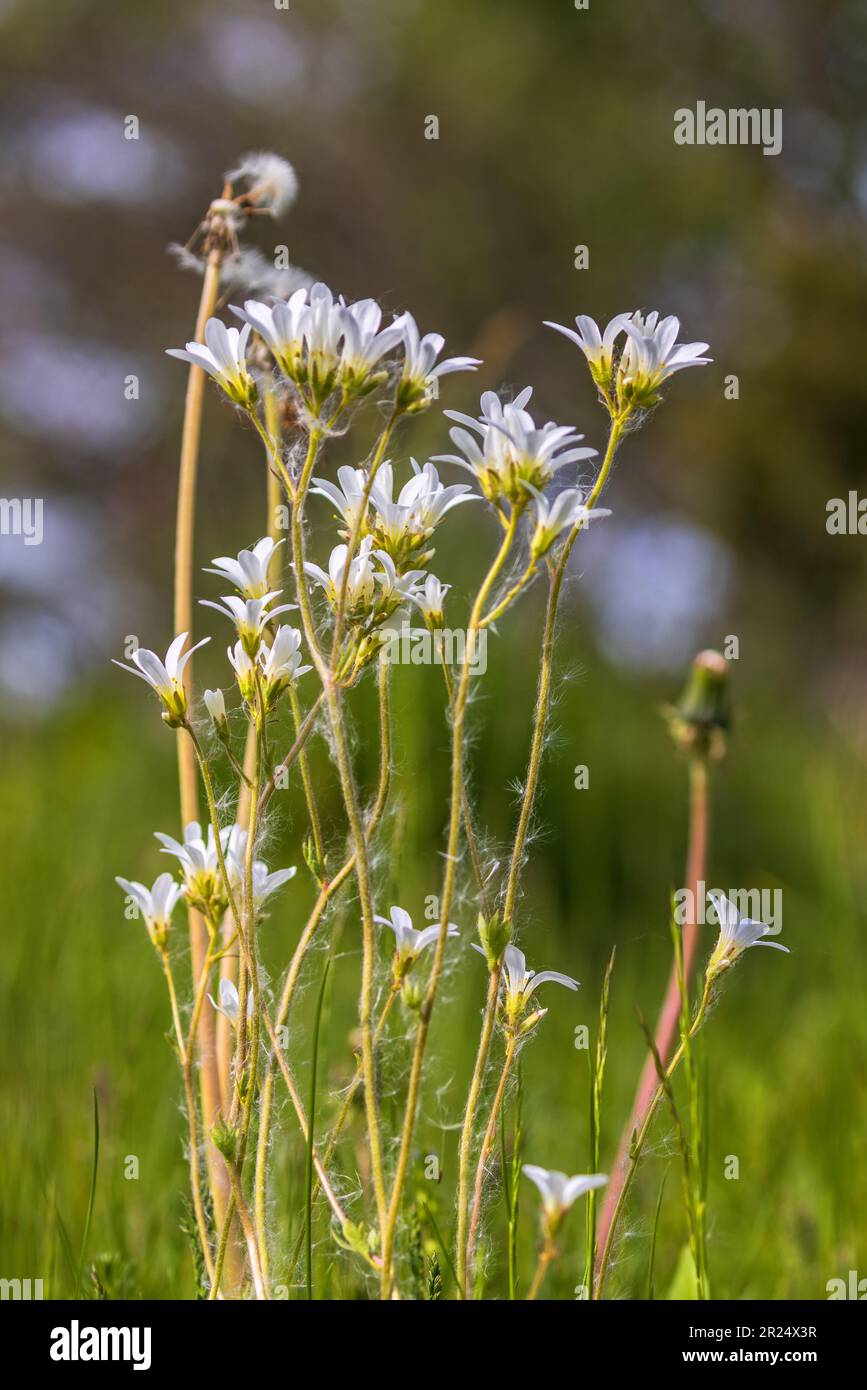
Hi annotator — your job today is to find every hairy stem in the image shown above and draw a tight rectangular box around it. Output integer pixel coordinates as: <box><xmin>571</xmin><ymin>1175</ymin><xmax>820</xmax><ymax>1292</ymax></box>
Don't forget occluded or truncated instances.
<box><xmin>465</xmin><ymin>1034</ymin><xmax>517</xmax><ymax>1291</ymax></box>
<box><xmin>160</xmin><ymin>948</ymin><xmax>217</xmax><ymax>1287</ymax></box>
<box><xmin>172</xmin><ymin>248</ymin><xmax>230</xmax><ymax>1242</ymax></box>
<box><xmin>380</xmin><ymin>511</ymin><xmax>520</xmax><ymax>1297</ymax></box>
<box><xmin>594</xmin><ymin>753</ymin><xmax>708</xmax><ymax>1280</ymax></box>
<box><xmin>454</xmin><ymin>411</ymin><xmax>629</xmax><ymax>1295</ymax></box>
<box><xmin>594</xmin><ymin>981</ymin><xmax>712</xmax><ymax>1299</ymax></box>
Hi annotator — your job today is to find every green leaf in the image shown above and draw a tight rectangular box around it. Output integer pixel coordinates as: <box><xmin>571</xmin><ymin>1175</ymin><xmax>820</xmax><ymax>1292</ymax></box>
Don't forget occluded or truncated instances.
<box><xmin>665</xmin><ymin>1242</ymin><xmax>700</xmax><ymax>1300</ymax></box>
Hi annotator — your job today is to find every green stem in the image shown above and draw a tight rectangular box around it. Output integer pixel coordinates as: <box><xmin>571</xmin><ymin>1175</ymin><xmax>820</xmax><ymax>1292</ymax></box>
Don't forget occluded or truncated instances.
<box><xmin>526</xmin><ymin>1238</ymin><xmax>556</xmax><ymax>1301</ymax></box>
<box><xmin>594</xmin><ymin>981</ymin><xmax>712</xmax><ymax>1299</ymax></box>
<box><xmin>455</xmin><ymin>412</ymin><xmax>630</xmax><ymax>1296</ymax></box>
<box><xmin>289</xmin><ymin>684</ymin><xmax>325</xmax><ymax>873</ymax></box>
<box><xmin>455</xmin><ymin>969</ymin><xmax>499</xmax><ymax>1294</ymax></box>
<box><xmin>465</xmin><ymin>1035</ymin><xmax>517</xmax><ymax>1292</ymax></box>
<box><xmin>380</xmin><ymin>510</ymin><xmax>520</xmax><ymax>1298</ymax></box>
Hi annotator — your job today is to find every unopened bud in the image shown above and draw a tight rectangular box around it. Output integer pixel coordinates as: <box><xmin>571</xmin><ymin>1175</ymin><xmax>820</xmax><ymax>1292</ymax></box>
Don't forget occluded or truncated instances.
<box><xmin>665</xmin><ymin>649</ymin><xmax>730</xmax><ymax>758</ymax></box>
<box><xmin>477</xmin><ymin>910</ymin><xmax>511</xmax><ymax>970</ymax></box>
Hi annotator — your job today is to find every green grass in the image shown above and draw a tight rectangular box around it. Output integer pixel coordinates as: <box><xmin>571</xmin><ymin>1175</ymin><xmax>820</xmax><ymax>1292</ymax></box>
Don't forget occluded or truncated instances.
<box><xmin>2</xmin><ymin>639</ymin><xmax>865</xmax><ymax>1299</ymax></box>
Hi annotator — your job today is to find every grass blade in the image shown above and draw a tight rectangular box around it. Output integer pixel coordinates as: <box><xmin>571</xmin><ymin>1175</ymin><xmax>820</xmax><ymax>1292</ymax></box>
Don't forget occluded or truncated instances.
<box><xmin>74</xmin><ymin>1089</ymin><xmax>100</xmax><ymax>1299</ymax></box>
<box><xmin>306</xmin><ymin>957</ymin><xmax>331</xmax><ymax>1300</ymax></box>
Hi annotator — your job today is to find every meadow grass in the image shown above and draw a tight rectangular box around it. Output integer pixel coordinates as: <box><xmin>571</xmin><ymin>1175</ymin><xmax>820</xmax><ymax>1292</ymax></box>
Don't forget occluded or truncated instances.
<box><xmin>3</xmin><ymin>654</ymin><xmax>863</xmax><ymax>1299</ymax></box>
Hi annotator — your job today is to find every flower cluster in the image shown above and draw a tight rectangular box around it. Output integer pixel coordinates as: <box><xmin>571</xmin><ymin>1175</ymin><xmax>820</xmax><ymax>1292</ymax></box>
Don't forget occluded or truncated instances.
<box><xmin>546</xmin><ymin>310</ymin><xmax>711</xmax><ymax>410</ymax></box>
<box><xmin>170</xmin><ymin>281</ymin><xmax>479</xmax><ymax>416</ymax></box>
<box><xmin>438</xmin><ymin>387</ymin><xmax>597</xmax><ymax>509</ymax></box>
<box><xmin>312</xmin><ymin>459</ymin><xmax>473</xmax><ymax>572</ymax></box>
<box><xmin>119</xmin><ymin>165</ymin><xmax>751</xmax><ymax>1304</ymax></box>
<box><xmin>304</xmin><ymin>538</ymin><xmax>426</xmax><ymax>648</ymax></box>
<box><xmin>118</xmin><ymin>821</ymin><xmax>296</xmax><ymax>950</ymax></box>
<box><xmin>200</xmin><ymin>540</ymin><xmax>309</xmax><ymax>713</ymax></box>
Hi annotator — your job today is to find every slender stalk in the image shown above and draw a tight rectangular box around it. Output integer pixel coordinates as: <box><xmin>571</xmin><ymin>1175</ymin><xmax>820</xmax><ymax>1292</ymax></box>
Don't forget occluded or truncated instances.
<box><xmin>158</xmin><ymin>945</ymin><xmax>217</xmax><ymax>1286</ymax></box>
<box><xmin>258</xmin><ymin>692</ymin><xmax>325</xmax><ymax>814</ymax></box>
<box><xmin>584</xmin><ymin>947</ymin><xmax>615</xmax><ymax>1293</ymax></box>
<box><xmin>254</xmin><ymin>647</ymin><xmax>394</xmax><ymax>1263</ymax></box>
<box><xmin>325</xmin><ymin>679</ymin><xmax>389</xmax><ymax>1230</ymax></box>
<box><xmin>220</xmin><ymin>384</ymin><xmax>288</xmax><ymax>1106</ymax></box>
<box><xmin>594</xmin><ymin>980</ymin><xmax>712</xmax><ymax>1299</ymax></box>
<box><xmin>172</xmin><ymin>248</ymin><xmax>230</xmax><ymax>1239</ymax></box>
<box><xmin>595</xmin><ymin>752</ymin><xmax>708</xmax><ymax>1276</ymax></box>
<box><xmin>440</xmin><ymin>659</ymin><xmax>493</xmax><ymax>918</ymax></box>
<box><xmin>287</xmin><ymin>425</ymin><xmax>390</xmax><ymax>1235</ymax></box>
<box><xmin>526</xmin><ymin>1237</ymin><xmax>557</xmax><ymax>1301</ymax></box>
<box><xmin>504</xmin><ymin>1063</ymin><xmax>522</xmax><ymax>1301</ymax></box>
<box><xmin>479</xmin><ymin>558</ymin><xmax>537</xmax><ymax>629</ymax></box>
<box><xmin>226</xmin><ymin>1164</ymin><xmax>267</xmax><ymax>1301</ymax></box>
<box><xmin>306</xmin><ymin>958</ymin><xmax>331</xmax><ymax>1299</ymax></box>
<box><xmin>381</xmin><ymin>511</ymin><xmax>520</xmax><ymax>1298</ymax></box>
<box><xmin>289</xmin><ymin>684</ymin><xmax>325</xmax><ymax>872</ymax></box>
<box><xmin>454</xmin><ymin>412</ymin><xmax>629</xmax><ymax>1295</ymax></box>
<box><xmin>187</xmin><ymin>723</ymin><xmax>352</xmax><ymax>1292</ymax></box>
<box><xmin>455</xmin><ymin>970</ymin><xmax>499</xmax><ymax>1293</ymax></box>
<box><xmin>465</xmin><ymin>1034</ymin><xmax>517</xmax><ymax>1290</ymax></box>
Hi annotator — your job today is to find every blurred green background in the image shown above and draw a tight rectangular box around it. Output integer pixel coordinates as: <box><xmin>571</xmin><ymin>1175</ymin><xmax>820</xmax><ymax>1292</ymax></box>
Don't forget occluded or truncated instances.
<box><xmin>1</xmin><ymin>0</ymin><xmax>866</xmax><ymax>1299</ymax></box>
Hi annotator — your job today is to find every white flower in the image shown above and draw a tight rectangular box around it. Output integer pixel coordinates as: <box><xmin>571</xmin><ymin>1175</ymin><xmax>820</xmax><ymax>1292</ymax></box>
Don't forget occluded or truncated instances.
<box><xmin>258</xmin><ymin>625</ymin><xmax>311</xmax><ymax>700</ymax></box>
<box><xmin>221</xmin><ymin>825</ymin><xmax>249</xmax><ymax>887</ymax></box>
<box><xmin>304</xmin><ymin>537</ymin><xmax>379</xmax><ymax>616</ymax></box>
<box><xmin>410</xmin><ymin>573</ymin><xmax>450</xmax><ymax>625</ymax></box>
<box><xmin>204</xmin><ymin>538</ymin><xmax>284</xmax><ymax>599</ymax></box>
<box><xmin>373</xmin><ymin>548</ymin><xmax>427</xmax><ymax>608</ymax></box>
<box><xmin>310</xmin><ymin>465</ymin><xmax>370</xmax><ymax>533</ymax></box>
<box><xmin>227</xmin><ymin>640</ymin><xmax>257</xmax><ymax>701</ymax></box>
<box><xmin>203</xmin><ymin>687</ymin><xmax>227</xmax><ymax>725</ymax></box>
<box><xmin>706</xmin><ymin>892</ymin><xmax>789</xmax><ymax>979</ymax></box>
<box><xmin>618</xmin><ymin>311</ymin><xmax>711</xmax><ymax>403</ymax></box>
<box><xmin>362</xmin><ymin>460</ymin><xmax>472</xmax><ymax>569</ymax></box>
<box><xmin>154</xmin><ymin>821</ymin><xmax>233</xmax><ymax>918</ymax></box>
<box><xmin>113</xmin><ymin>632</ymin><xmax>210</xmax><ymax>725</ymax></box>
<box><xmin>376</xmin><ymin>905</ymin><xmax>459</xmax><ymax>973</ymax></box>
<box><xmin>372</xmin><ymin>460</ymin><xmax>473</xmax><ymax>533</ymax></box>
<box><xmin>226</xmin><ymin>151</ymin><xmax>298</xmax><ymax>218</ymax></box>
<box><xmin>522</xmin><ymin>482</ymin><xmax>610</xmax><ymax>559</ymax></box>
<box><xmin>209</xmin><ymin>977</ymin><xmax>253</xmax><ymax>1028</ymax></box>
<box><xmin>340</xmin><ymin>298</ymin><xmax>404</xmax><ymax>395</ymax></box>
<box><xmin>200</xmin><ymin>591</ymin><xmax>296</xmax><ymax>655</ymax></box>
<box><xmin>522</xmin><ymin>1165</ymin><xmax>608</xmax><ymax>1229</ymax></box>
<box><xmin>394</xmin><ymin>311</ymin><xmax>480</xmax><ymax>410</ymax></box>
<box><xmin>303</xmin><ymin>281</ymin><xmax>347</xmax><ymax>401</ymax></box>
<box><xmin>252</xmin><ymin>861</ymin><xmax>297</xmax><ymax>905</ymax></box>
<box><xmin>231</xmin><ymin>289</ymin><xmax>309</xmax><ymax>380</ymax></box>
<box><xmin>544</xmin><ymin>312</ymin><xmax>632</xmax><ymax>386</ymax></box>
<box><xmin>166</xmin><ymin>318</ymin><xmax>257</xmax><ymax>407</ymax></box>
<box><xmin>439</xmin><ymin>389</ymin><xmax>596</xmax><ymax>506</ymax></box>
<box><xmin>473</xmin><ymin>942</ymin><xmax>579</xmax><ymax>1027</ymax></box>
<box><xmin>305</xmin><ymin>537</ymin><xmax>425</xmax><ymax>631</ymax></box>
<box><xmin>218</xmin><ymin>826</ymin><xmax>297</xmax><ymax>907</ymax></box>
<box><xmin>115</xmin><ymin>871</ymin><xmax>183</xmax><ymax>949</ymax></box>
<box><xmin>155</xmin><ymin>821</ymin><xmax>221</xmax><ymax>880</ymax></box>
<box><xmin>500</xmin><ymin>943</ymin><xmax>579</xmax><ymax>1009</ymax></box>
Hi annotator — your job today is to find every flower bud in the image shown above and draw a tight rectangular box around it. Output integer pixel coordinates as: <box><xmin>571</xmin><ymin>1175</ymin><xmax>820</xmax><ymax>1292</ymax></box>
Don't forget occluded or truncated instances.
<box><xmin>204</xmin><ymin>687</ymin><xmax>227</xmax><ymax>731</ymax></box>
<box><xmin>477</xmin><ymin>910</ymin><xmax>511</xmax><ymax>969</ymax></box>
<box><xmin>665</xmin><ymin>649</ymin><xmax>731</xmax><ymax>759</ymax></box>
<box><xmin>212</xmin><ymin>1115</ymin><xmax>239</xmax><ymax>1165</ymax></box>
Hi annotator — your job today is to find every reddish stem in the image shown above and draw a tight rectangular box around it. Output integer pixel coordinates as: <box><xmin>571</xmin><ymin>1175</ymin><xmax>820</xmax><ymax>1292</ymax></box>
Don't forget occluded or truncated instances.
<box><xmin>594</xmin><ymin>755</ymin><xmax>708</xmax><ymax>1285</ymax></box>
